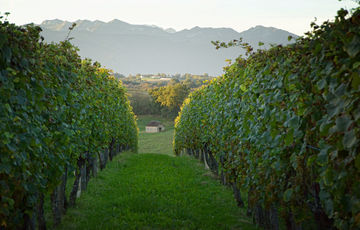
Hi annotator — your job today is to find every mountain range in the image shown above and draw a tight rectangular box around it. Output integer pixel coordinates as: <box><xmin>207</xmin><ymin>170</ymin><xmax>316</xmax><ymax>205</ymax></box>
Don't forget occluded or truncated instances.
<box><xmin>39</xmin><ymin>19</ymin><xmax>298</xmax><ymax>76</ymax></box>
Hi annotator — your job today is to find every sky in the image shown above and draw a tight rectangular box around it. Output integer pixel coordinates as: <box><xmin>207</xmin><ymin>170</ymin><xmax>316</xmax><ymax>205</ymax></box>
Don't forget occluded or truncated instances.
<box><xmin>1</xmin><ymin>0</ymin><xmax>359</xmax><ymax>35</ymax></box>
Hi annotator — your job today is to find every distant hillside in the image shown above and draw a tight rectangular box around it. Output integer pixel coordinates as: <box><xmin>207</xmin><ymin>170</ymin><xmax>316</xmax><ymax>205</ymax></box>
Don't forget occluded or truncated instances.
<box><xmin>40</xmin><ymin>19</ymin><xmax>298</xmax><ymax>76</ymax></box>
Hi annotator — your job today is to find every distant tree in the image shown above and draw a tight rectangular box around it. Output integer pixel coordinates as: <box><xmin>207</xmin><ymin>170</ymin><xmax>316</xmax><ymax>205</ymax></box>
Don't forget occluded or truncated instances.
<box><xmin>114</xmin><ymin>73</ymin><xmax>125</xmax><ymax>78</ymax></box>
<box><xmin>128</xmin><ymin>90</ymin><xmax>158</xmax><ymax>115</ymax></box>
<box><xmin>183</xmin><ymin>73</ymin><xmax>192</xmax><ymax>79</ymax></box>
<box><xmin>148</xmin><ymin>83</ymin><xmax>190</xmax><ymax>117</ymax></box>
<box><xmin>173</xmin><ymin>73</ymin><xmax>181</xmax><ymax>79</ymax></box>
<box><xmin>183</xmin><ymin>78</ymin><xmax>194</xmax><ymax>88</ymax></box>
<box><xmin>169</xmin><ymin>78</ymin><xmax>180</xmax><ymax>85</ymax></box>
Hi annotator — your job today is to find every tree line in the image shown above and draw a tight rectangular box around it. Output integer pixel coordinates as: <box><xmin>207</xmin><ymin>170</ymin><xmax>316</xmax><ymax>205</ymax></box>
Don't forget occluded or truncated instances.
<box><xmin>123</xmin><ymin>75</ymin><xmax>214</xmax><ymax>118</ymax></box>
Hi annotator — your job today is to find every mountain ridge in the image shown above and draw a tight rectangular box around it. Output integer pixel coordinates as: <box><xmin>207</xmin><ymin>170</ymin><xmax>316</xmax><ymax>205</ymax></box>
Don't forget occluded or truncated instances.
<box><xmin>40</xmin><ymin>19</ymin><xmax>298</xmax><ymax>75</ymax></box>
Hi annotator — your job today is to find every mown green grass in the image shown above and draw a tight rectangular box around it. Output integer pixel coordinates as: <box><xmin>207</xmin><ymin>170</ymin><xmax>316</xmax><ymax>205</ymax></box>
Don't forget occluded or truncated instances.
<box><xmin>56</xmin><ymin>153</ymin><xmax>256</xmax><ymax>230</ymax></box>
<box><xmin>137</xmin><ymin>115</ymin><xmax>174</xmax><ymax>155</ymax></box>
<box><xmin>50</xmin><ymin>115</ymin><xmax>256</xmax><ymax>229</ymax></box>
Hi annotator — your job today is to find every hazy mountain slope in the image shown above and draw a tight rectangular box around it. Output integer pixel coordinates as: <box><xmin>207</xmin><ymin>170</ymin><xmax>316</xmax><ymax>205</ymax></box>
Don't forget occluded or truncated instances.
<box><xmin>40</xmin><ymin>19</ymin><xmax>298</xmax><ymax>75</ymax></box>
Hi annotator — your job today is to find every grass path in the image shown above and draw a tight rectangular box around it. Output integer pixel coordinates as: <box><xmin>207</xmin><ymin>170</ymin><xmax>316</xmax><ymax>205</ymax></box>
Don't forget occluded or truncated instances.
<box><xmin>55</xmin><ymin>116</ymin><xmax>256</xmax><ymax>229</ymax></box>
<box><xmin>57</xmin><ymin>153</ymin><xmax>255</xmax><ymax>230</ymax></box>
<box><xmin>137</xmin><ymin>115</ymin><xmax>174</xmax><ymax>155</ymax></box>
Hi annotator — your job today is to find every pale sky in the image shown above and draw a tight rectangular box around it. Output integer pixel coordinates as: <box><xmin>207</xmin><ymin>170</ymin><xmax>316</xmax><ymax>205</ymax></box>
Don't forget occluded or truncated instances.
<box><xmin>1</xmin><ymin>0</ymin><xmax>358</xmax><ymax>35</ymax></box>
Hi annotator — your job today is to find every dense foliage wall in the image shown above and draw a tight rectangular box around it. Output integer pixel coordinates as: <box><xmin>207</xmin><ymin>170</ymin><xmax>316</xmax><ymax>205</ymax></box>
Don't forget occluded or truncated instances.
<box><xmin>174</xmin><ymin>8</ymin><xmax>360</xmax><ymax>229</ymax></box>
<box><xmin>0</xmin><ymin>19</ymin><xmax>138</xmax><ymax>228</ymax></box>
